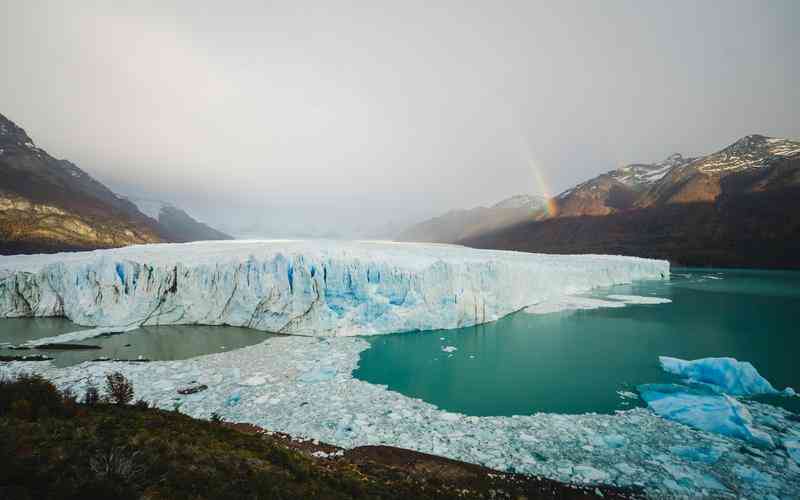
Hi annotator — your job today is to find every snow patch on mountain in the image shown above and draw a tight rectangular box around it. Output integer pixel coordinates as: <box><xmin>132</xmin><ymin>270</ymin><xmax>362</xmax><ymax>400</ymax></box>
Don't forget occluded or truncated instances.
<box><xmin>128</xmin><ymin>198</ymin><xmax>171</xmax><ymax>221</ymax></box>
<box><xmin>491</xmin><ymin>194</ymin><xmax>548</xmax><ymax>211</ymax></box>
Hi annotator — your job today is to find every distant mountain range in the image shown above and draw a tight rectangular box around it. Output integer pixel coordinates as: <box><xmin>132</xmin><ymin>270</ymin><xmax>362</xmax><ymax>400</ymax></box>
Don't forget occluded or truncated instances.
<box><xmin>0</xmin><ymin>113</ymin><xmax>230</xmax><ymax>254</ymax></box>
<box><xmin>401</xmin><ymin>134</ymin><xmax>800</xmax><ymax>268</ymax></box>
<box><xmin>397</xmin><ymin>194</ymin><xmax>550</xmax><ymax>243</ymax></box>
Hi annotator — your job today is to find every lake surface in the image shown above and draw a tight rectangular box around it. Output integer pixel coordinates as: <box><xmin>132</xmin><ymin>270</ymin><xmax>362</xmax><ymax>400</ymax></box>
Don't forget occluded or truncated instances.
<box><xmin>354</xmin><ymin>268</ymin><xmax>800</xmax><ymax>416</ymax></box>
<box><xmin>0</xmin><ymin>319</ymin><xmax>273</xmax><ymax>367</ymax></box>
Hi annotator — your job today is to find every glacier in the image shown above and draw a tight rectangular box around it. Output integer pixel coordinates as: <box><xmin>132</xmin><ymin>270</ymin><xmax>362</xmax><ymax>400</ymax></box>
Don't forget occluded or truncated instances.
<box><xmin>0</xmin><ymin>240</ymin><xmax>668</xmax><ymax>336</ymax></box>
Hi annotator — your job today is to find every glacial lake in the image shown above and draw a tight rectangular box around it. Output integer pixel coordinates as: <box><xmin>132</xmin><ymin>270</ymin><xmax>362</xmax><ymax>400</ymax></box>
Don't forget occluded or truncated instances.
<box><xmin>354</xmin><ymin>268</ymin><xmax>800</xmax><ymax>416</ymax></box>
<box><xmin>0</xmin><ymin>320</ymin><xmax>273</xmax><ymax>367</ymax></box>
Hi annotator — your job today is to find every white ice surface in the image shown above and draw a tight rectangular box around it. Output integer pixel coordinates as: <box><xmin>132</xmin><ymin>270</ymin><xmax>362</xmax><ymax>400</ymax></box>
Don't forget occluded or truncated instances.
<box><xmin>523</xmin><ymin>294</ymin><xmax>671</xmax><ymax>315</ymax></box>
<box><xmin>23</xmin><ymin>326</ymin><xmax>140</xmax><ymax>347</ymax></box>
<box><xmin>0</xmin><ymin>240</ymin><xmax>668</xmax><ymax>337</ymax></box>
<box><xmin>3</xmin><ymin>337</ymin><xmax>799</xmax><ymax>498</ymax></box>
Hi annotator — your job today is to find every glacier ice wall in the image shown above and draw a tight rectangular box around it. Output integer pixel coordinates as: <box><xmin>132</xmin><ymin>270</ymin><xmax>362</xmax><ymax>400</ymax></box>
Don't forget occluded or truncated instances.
<box><xmin>0</xmin><ymin>240</ymin><xmax>668</xmax><ymax>336</ymax></box>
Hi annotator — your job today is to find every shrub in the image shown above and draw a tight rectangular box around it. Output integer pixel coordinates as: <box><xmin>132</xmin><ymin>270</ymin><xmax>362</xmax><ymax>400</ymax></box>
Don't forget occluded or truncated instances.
<box><xmin>89</xmin><ymin>446</ymin><xmax>144</xmax><ymax>484</ymax></box>
<box><xmin>10</xmin><ymin>399</ymin><xmax>33</xmax><ymax>420</ymax></box>
<box><xmin>0</xmin><ymin>373</ymin><xmax>65</xmax><ymax>419</ymax></box>
<box><xmin>133</xmin><ymin>399</ymin><xmax>150</xmax><ymax>410</ymax></box>
<box><xmin>84</xmin><ymin>383</ymin><xmax>100</xmax><ymax>406</ymax></box>
<box><xmin>105</xmin><ymin>372</ymin><xmax>134</xmax><ymax>405</ymax></box>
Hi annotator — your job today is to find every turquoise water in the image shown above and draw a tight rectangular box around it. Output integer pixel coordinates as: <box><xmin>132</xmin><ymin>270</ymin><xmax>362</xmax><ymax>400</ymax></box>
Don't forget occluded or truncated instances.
<box><xmin>354</xmin><ymin>269</ymin><xmax>800</xmax><ymax>416</ymax></box>
<box><xmin>0</xmin><ymin>319</ymin><xmax>273</xmax><ymax>367</ymax></box>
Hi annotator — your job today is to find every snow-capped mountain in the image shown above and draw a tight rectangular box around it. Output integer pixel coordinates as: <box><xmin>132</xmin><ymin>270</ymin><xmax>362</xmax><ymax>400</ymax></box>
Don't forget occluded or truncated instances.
<box><xmin>554</xmin><ymin>154</ymin><xmax>697</xmax><ymax>217</ymax></box>
<box><xmin>692</xmin><ymin>135</ymin><xmax>800</xmax><ymax>174</ymax></box>
<box><xmin>638</xmin><ymin>135</ymin><xmax>800</xmax><ymax>207</ymax></box>
<box><xmin>402</xmin><ymin>133</ymin><xmax>800</xmax><ymax>267</ymax></box>
<box><xmin>459</xmin><ymin>134</ymin><xmax>800</xmax><ymax>268</ymax></box>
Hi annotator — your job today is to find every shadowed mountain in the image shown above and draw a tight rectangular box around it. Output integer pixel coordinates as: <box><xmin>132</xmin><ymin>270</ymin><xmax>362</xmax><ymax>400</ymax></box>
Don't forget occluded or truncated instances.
<box><xmin>397</xmin><ymin>194</ymin><xmax>549</xmax><ymax>243</ymax></box>
<box><xmin>462</xmin><ymin>152</ymin><xmax>800</xmax><ymax>268</ymax></box>
<box><xmin>400</xmin><ymin>134</ymin><xmax>800</xmax><ymax>268</ymax></box>
<box><xmin>0</xmin><ymin>113</ymin><xmax>229</xmax><ymax>254</ymax></box>
<box><xmin>126</xmin><ymin>198</ymin><xmax>231</xmax><ymax>243</ymax></box>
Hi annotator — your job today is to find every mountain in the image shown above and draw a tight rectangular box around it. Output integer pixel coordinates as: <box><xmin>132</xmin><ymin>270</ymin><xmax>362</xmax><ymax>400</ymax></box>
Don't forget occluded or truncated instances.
<box><xmin>397</xmin><ymin>194</ymin><xmax>549</xmax><ymax>243</ymax></box>
<box><xmin>636</xmin><ymin>135</ymin><xmax>800</xmax><ymax>207</ymax></box>
<box><xmin>459</xmin><ymin>135</ymin><xmax>800</xmax><ymax>268</ymax></box>
<box><xmin>554</xmin><ymin>153</ymin><xmax>696</xmax><ymax>217</ymax></box>
<box><xmin>0</xmin><ymin>113</ymin><xmax>229</xmax><ymax>254</ymax></box>
<box><xmin>126</xmin><ymin>198</ymin><xmax>231</xmax><ymax>243</ymax></box>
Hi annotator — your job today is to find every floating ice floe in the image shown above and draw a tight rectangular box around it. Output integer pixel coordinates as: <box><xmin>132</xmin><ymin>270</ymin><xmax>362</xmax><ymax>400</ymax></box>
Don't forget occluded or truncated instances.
<box><xmin>523</xmin><ymin>294</ymin><xmax>671</xmax><ymax>315</ymax></box>
<box><xmin>659</xmin><ymin>356</ymin><xmax>795</xmax><ymax>396</ymax></box>
<box><xmin>23</xmin><ymin>325</ymin><xmax>140</xmax><ymax>347</ymax></box>
<box><xmin>606</xmin><ymin>294</ymin><xmax>673</xmax><ymax>305</ymax></box>
<box><xmin>0</xmin><ymin>240</ymin><xmax>668</xmax><ymax>337</ymax></box>
<box><xmin>3</xmin><ymin>336</ymin><xmax>799</xmax><ymax>498</ymax></box>
<box><xmin>637</xmin><ymin>383</ymin><xmax>775</xmax><ymax>448</ymax></box>
<box><xmin>441</xmin><ymin>345</ymin><xmax>457</xmax><ymax>353</ymax></box>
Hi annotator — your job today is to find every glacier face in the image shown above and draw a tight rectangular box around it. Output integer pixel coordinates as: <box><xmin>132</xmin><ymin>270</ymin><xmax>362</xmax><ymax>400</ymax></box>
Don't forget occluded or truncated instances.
<box><xmin>0</xmin><ymin>240</ymin><xmax>668</xmax><ymax>336</ymax></box>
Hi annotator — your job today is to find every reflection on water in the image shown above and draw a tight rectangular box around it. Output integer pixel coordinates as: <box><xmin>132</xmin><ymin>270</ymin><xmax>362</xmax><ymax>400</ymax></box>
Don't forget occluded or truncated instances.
<box><xmin>354</xmin><ymin>268</ymin><xmax>800</xmax><ymax>416</ymax></box>
<box><xmin>0</xmin><ymin>320</ymin><xmax>273</xmax><ymax>367</ymax></box>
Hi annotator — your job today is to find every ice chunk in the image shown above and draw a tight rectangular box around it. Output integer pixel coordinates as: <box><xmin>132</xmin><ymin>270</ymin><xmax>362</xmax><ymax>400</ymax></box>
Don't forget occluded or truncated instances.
<box><xmin>668</xmin><ymin>445</ymin><xmax>725</xmax><ymax>464</ymax></box>
<box><xmin>785</xmin><ymin>439</ymin><xmax>800</xmax><ymax>465</ymax></box>
<box><xmin>298</xmin><ymin>367</ymin><xmax>337</xmax><ymax>383</ymax></box>
<box><xmin>733</xmin><ymin>465</ymin><xmax>779</xmax><ymax>488</ymax></box>
<box><xmin>240</xmin><ymin>375</ymin><xmax>267</xmax><ymax>386</ymax></box>
<box><xmin>23</xmin><ymin>325</ymin><xmax>140</xmax><ymax>346</ymax></box>
<box><xmin>441</xmin><ymin>345</ymin><xmax>457</xmax><ymax>353</ymax></box>
<box><xmin>638</xmin><ymin>383</ymin><xmax>774</xmax><ymax>448</ymax></box>
<box><xmin>0</xmin><ymin>240</ymin><xmax>669</xmax><ymax>336</ymax></box>
<box><xmin>524</xmin><ymin>296</ymin><xmax>626</xmax><ymax>315</ymax></box>
<box><xmin>606</xmin><ymin>294</ymin><xmax>672</xmax><ymax>305</ymax></box>
<box><xmin>659</xmin><ymin>356</ymin><xmax>790</xmax><ymax>396</ymax></box>
<box><xmin>572</xmin><ymin>465</ymin><xmax>610</xmax><ymax>483</ymax></box>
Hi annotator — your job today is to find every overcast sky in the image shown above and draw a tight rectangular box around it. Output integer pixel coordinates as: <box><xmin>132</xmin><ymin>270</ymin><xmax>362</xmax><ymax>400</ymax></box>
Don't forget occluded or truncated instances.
<box><xmin>2</xmin><ymin>1</ymin><xmax>799</xmax><ymax>235</ymax></box>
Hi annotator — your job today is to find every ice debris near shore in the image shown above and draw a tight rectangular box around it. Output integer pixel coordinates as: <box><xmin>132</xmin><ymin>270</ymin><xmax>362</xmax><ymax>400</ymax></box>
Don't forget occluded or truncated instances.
<box><xmin>2</xmin><ymin>336</ymin><xmax>799</xmax><ymax>499</ymax></box>
<box><xmin>0</xmin><ymin>240</ymin><xmax>668</xmax><ymax>337</ymax></box>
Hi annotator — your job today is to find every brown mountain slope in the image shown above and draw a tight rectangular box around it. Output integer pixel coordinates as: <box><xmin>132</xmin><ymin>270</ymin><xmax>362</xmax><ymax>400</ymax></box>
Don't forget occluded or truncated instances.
<box><xmin>554</xmin><ymin>154</ymin><xmax>695</xmax><ymax>217</ymax></box>
<box><xmin>0</xmin><ymin>113</ymin><xmax>165</xmax><ymax>253</ymax></box>
<box><xmin>0</xmin><ymin>113</ymin><xmax>231</xmax><ymax>254</ymax></box>
<box><xmin>461</xmin><ymin>155</ymin><xmax>800</xmax><ymax>269</ymax></box>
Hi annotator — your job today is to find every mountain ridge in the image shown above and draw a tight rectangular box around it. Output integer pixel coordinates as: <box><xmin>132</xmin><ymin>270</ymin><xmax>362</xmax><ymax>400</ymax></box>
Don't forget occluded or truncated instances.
<box><xmin>399</xmin><ymin>134</ymin><xmax>800</xmax><ymax>267</ymax></box>
<box><xmin>0</xmin><ymin>113</ymin><xmax>230</xmax><ymax>254</ymax></box>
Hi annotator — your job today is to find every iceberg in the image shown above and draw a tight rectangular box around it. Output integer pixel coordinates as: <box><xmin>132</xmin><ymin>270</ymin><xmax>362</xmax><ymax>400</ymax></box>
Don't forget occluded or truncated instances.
<box><xmin>0</xmin><ymin>240</ymin><xmax>668</xmax><ymax>337</ymax></box>
<box><xmin>659</xmin><ymin>356</ymin><xmax>793</xmax><ymax>396</ymax></box>
<box><xmin>637</xmin><ymin>383</ymin><xmax>774</xmax><ymax>448</ymax></box>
